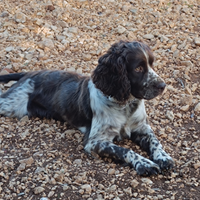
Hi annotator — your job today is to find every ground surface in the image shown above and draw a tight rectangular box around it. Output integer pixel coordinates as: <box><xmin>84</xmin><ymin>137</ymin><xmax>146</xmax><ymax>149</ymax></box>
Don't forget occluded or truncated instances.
<box><xmin>0</xmin><ymin>0</ymin><xmax>200</xmax><ymax>199</ymax></box>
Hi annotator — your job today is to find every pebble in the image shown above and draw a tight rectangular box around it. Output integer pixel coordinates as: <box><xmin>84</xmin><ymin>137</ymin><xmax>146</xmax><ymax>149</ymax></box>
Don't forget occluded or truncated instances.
<box><xmin>1</xmin><ymin>11</ymin><xmax>9</xmax><ymax>17</ymax></box>
<box><xmin>34</xmin><ymin>186</ymin><xmax>45</xmax><ymax>194</ymax></box>
<box><xmin>194</xmin><ymin>37</ymin><xmax>200</xmax><ymax>46</ymax></box>
<box><xmin>38</xmin><ymin>39</ymin><xmax>55</xmax><ymax>50</ymax></box>
<box><xmin>173</xmin><ymin>50</ymin><xmax>179</xmax><ymax>58</ymax></box>
<box><xmin>193</xmin><ymin>162</ymin><xmax>200</xmax><ymax>169</ymax></box>
<box><xmin>19</xmin><ymin>157</ymin><xmax>34</xmax><ymax>166</ymax></box>
<box><xmin>130</xmin><ymin>180</ymin><xmax>139</xmax><ymax>188</ymax></box>
<box><xmin>130</xmin><ymin>9</ymin><xmax>137</xmax><ymax>14</ymax></box>
<box><xmin>20</xmin><ymin>129</ymin><xmax>30</xmax><ymax>139</ymax></box>
<box><xmin>141</xmin><ymin>178</ymin><xmax>153</xmax><ymax>185</ymax></box>
<box><xmin>143</xmin><ymin>34</ymin><xmax>154</xmax><ymax>39</ymax></box>
<box><xmin>20</xmin><ymin>115</ymin><xmax>29</xmax><ymax>122</ymax></box>
<box><xmin>15</xmin><ymin>12</ymin><xmax>26</xmax><ymax>23</ymax></box>
<box><xmin>5</xmin><ymin>46</ymin><xmax>14</xmax><ymax>52</ymax></box>
<box><xmin>108</xmin><ymin>168</ymin><xmax>115</xmax><ymax>175</ymax></box>
<box><xmin>73</xmin><ymin>159</ymin><xmax>82</xmax><ymax>165</ymax></box>
<box><xmin>117</xmin><ymin>25</ymin><xmax>127</xmax><ymax>34</ymax></box>
<box><xmin>48</xmin><ymin>191</ymin><xmax>54</xmax><ymax>197</ymax></box>
<box><xmin>81</xmin><ymin>184</ymin><xmax>92</xmax><ymax>194</ymax></box>
<box><xmin>180</xmin><ymin>61</ymin><xmax>193</xmax><ymax>68</ymax></box>
<box><xmin>83</xmin><ymin>54</ymin><xmax>92</xmax><ymax>61</ymax></box>
<box><xmin>68</xmin><ymin>27</ymin><xmax>78</xmax><ymax>34</ymax></box>
<box><xmin>17</xmin><ymin>163</ymin><xmax>26</xmax><ymax>171</ymax></box>
<box><xmin>180</xmin><ymin>105</ymin><xmax>190</xmax><ymax>112</ymax></box>
<box><xmin>166</xmin><ymin>110</ymin><xmax>174</xmax><ymax>121</ymax></box>
<box><xmin>180</xmin><ymin>94</ymin><xmax>193</xmax><ymax>106</ymax></box>
<box><xmin>194</xmin><ymin>102</ymin><xmax>200</xmax><ymax>113</ymax></box>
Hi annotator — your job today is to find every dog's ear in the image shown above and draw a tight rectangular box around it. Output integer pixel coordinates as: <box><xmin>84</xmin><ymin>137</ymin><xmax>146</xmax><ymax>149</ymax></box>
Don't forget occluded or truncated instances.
<box><xmin>92</xmin><ymin>41</ymin><xmax>131</xmax><ymax>102</ymax></box>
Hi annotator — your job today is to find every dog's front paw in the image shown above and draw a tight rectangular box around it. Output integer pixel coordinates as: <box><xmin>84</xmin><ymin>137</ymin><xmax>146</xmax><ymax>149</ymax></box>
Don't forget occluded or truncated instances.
<box><xmin>134</xmin><ymin>157</ymin><xmax>160</xmax><ymax>176</ymax></box>
<box><xmin>152</xmin><ymin>149</ymin><xmax>174</xmax><ymax>171</ymax></box>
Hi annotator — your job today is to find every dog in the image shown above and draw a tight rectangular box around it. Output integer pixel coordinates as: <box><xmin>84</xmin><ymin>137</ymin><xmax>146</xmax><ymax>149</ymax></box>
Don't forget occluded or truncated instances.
<box><xmin>0</xmin><ymin>41</ymin><xmax>174</xmax><ymax>176</ymax></box>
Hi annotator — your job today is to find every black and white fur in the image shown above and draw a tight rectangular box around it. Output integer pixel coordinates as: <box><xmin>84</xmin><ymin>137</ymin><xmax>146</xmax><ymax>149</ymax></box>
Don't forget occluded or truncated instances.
<box><xmin>0</xmin><ymin>41</ymin><xmax>174</xmax><ymax>176</ymax></box>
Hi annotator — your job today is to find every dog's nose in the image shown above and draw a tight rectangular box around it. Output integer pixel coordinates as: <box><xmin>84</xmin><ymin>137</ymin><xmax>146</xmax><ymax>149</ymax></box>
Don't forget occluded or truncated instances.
<box><xmin>156</xmin><ymin>82</ymin><xmax>166</xmax><ymax>90</ymax></box>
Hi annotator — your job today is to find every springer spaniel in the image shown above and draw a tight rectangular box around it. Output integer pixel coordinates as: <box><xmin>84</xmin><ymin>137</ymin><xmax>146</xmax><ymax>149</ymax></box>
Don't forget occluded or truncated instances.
<box><xmin>0</xmin><ymin>41</ymin><xmax>174</xmax><ymax>176</ymax></box>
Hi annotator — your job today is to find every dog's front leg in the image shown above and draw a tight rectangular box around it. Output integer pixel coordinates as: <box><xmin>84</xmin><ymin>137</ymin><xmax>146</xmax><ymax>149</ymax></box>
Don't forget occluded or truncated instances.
<box><xmin>131</xmin><ymin>124</ymin><xmax>174</xmax><ymax>171</ymax></box>
<box><xmin>84</xmin><ymin>139</ymin><xmax>160</xmax><ymax>176</ymax></box>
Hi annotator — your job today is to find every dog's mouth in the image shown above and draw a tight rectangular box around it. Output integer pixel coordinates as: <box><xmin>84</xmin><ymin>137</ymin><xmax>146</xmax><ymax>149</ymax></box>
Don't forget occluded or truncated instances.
<box><xmin>143</xmin><ymin>82</ymin><xmax>166</xmax><ymax>100</ymax></box>
<box><xmin>132</xmin><ymin>81</ymin><xmax>166</xmax><ymax>100</ymax></box>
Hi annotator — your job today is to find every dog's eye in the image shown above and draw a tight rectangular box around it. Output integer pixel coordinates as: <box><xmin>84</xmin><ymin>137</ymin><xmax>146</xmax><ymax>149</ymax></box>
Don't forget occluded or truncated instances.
<box><xmin>135</xmin><ymin>66</ymin><xmax>144</xmax><ymax>73</ymax></box>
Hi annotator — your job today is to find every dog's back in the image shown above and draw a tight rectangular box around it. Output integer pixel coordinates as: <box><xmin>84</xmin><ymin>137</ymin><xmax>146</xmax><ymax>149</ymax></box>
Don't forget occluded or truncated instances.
<box><xmin>0</xmin><ymin>70</ymin><xmax>92</xmax><ymax>128</ymax></box>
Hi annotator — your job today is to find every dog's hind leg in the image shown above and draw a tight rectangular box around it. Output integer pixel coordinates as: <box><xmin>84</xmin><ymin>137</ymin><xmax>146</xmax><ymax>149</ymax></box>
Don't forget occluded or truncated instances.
<box><xmin>0</xmin><ymin>79</ymin><xmax>34</xmax><ymax>118</ymax></box>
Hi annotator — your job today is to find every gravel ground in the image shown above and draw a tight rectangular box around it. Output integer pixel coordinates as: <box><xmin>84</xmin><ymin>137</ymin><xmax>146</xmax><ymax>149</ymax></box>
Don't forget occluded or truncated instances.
<box><xmin>0</xmin><ymin>0</ymin><xmax>200</xmax><ymax>199</ymax></box>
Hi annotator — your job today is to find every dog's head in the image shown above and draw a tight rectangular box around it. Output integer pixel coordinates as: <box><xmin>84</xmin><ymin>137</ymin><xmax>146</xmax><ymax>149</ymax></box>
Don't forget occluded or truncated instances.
<box><xmin>92</xmin><ymin>41</ymin><xmax>166</xmax><ymax>102</ymax></box>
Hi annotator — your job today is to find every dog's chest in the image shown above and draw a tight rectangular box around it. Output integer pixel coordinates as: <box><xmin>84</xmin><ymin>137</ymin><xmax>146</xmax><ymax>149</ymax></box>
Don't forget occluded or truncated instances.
<box><xmin>119</xmin><ymin>100</ymin><xmax>147</xmax><ymax>139</ymax></box>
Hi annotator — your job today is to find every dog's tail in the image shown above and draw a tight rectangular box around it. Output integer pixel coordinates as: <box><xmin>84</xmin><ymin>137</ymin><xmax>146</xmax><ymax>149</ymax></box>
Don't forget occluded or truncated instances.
<box><xmin>0</xmin><ymin>72</ymin><xmax>27</xmax><ymax>83</ymax></box>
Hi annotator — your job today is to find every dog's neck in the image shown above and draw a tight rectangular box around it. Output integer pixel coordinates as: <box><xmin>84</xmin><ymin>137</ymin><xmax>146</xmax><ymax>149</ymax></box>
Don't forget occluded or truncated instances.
<box><xmin>107</xmin><ymin>94</ymin><xmax>140</xmax><ymax>108</ymax></box>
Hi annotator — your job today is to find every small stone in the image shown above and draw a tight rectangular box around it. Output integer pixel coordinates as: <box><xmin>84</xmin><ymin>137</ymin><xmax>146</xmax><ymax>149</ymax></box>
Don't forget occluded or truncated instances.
<box><xmin>1</xmin><ymin>11</ymin><xmax>9</xmax><ymax>17</ymax></box>
<box><xmin>38</xmin><ymin>39</ymin><xmax>54</xmax><ymax>49</ymax></box>
<box><xmin>35</xmin><ymin>19</ymin><xmax>43</xmax><ymax>26</ymax></box>
<box><xmin>45</xmin><ymin>5</ymin><xmax>55</xmax><ymax>11</ymax></box>
<box><xmin>15</xmin><ymin>12</ymin><xmax>26</xmax><ymax>23</ymax></box>
<box><xmin>130</xmin><ymin>9</ymin><xmax>137</xmax><ymax>14</ymax></box>
<box><xmin>108</xmin><ymin>168</ymin><xmax>115</xmax><ymax>175</ymax></box>
<box><xmin>83</xmin><ymin>54</ymin><xmax>92</xmax><ymax>61</ymax></box>
<box><xmin>20</xmin><ymin>129</ymin><xmax>30</xmax><ymax>139</ymax></box>
<box><xmin>81</xmin><ymin>184</ymin><xmax>92</xmax><ymax>194</ymax></box>
<box><xmin>194</xmin><ymin>37</ymin><xmax>200</xmax><ymax>46</ymax></box>
<box><xmin>181</xmin><ymin>61</ymin><xmax>193</xmax><ymax>68</ymax></box>
<box><xmin>48</xmin><ymin>191</ymin><xmax>54</xmax><ymax>197</ymax></box>
<box><xmin>40</xmin><ymin>198</ymin><xmax>49</xmax><ymax>200</ymax></box>
<box><xmin>35</xmin><ymin>167</ymin><xmax>45</xmax><ymax>173</ymax></box>
<box><xmin>173</xmin><ymin>50</ymin><xmax>179</xmax><ymax>58</ymax></box>
<box><xmin>79</xmin><ymin>189</ymin><xmax>84</xmax><ymax>194</ymax></box>
<box><xmin>116</xmin><ymin>25</ymin><xmax>126</xmax><ymax>34</ymax></box>
<box><xmin>143</xmin><ymin>34</ymin><xmax>154</xmax><ymax>40</ymax></box>
<box><xmin>141</xmin><ymin>178</ymin><xmax>153</xmax><ymax>185</ymax></box>
<box><xmin>17</xmin><ymin>163</ymin><xmax>26</xmax><ymax>171</ymax></box>
<box><xmin>194</xmin><ymin>103</ymin><xmax>200</xmax><ymax>113</ymax></box>
<box><xmin>180</xmin><ymin>105</ymin><xmax>190</xmax><ymax>112</ymax></box>
<box><xmin>20</xmin><ymin>115</ymin><xmax>29</xmax><ymax>122</ymax></box>
<box><xmin>130</xmin><ymin>180</ymin><xmax>139</xmax><ymax>188</ymax></box>
<box><xmin>178</xmin><ymin>40</ymin><xmax>187</xmax><ymax>49</ymax></box>
<box><xmin>194</xmin><ymin>162</ymin><xmax>200</xmax><ymax>169</ymax></box>
<box><xmin>123</xmin><ymin>187</ymin><xmax>132</xmax><ymax>195</ymax></box>
<box><xmin>108</xmin><ymin>185</ymin><xmax>117</xmax><ymax>192</ymax></box>
<box><xmin>0</xmin><ymin>69</ymin><xmax>9</xmax><ymax>75</ymax></box>
<box><xmin>19</xmin><ymin>157</ymin><xmax>34</xmax><ymax>166</ymax></box>
<box><xmin>34</xmin><ymin>186</ymin><xmax>45</xmax><ymax>194</ymax></box>
<box><xmin>54</xmin><ymin>173</ymin><xmax>64</xmax><ymax>182</ymax></box>
<box><xmin>73</xmin><ymin>159</ymin><xmax>82</xmax><ymax>165</ymax></box>
<box><xmin>171</xmin><ymin>44</ymin><xmax>177</xmax><ymax>52</ymax></box>
<box><xmin>185</xmin><ymin>86</ymin><xmax>192</xmax><ymax>95</ymax></box>
<box><xmin>166</xmin><ymin>110</ymin><xmax>174</xmax><ymax>121</ymax></box>
<box><xmin>68</xmin><ymin>27</ymin><xmax>78</xmax><ymax>34</ymax></box>
<box><xmin>63</xmin><ymin>185</ymin><xmax>69</xmax><ymax>191</ymax></box>
<box><xmin>4</xmin><ymin>81</ymin><xmax>16</xmax><ymax>88</ymax></box>
<box><xmin>180</xmin><ymin>94</ymin><xmax>193</xmax><ymax>106</ymax></box>
<box><xmin>98</xmin><ymin>184</ymin><xmax>104</xmax><ymax>190</ymax></box>
<box><xmin>5</xmin><ymin>46</ymin><xmax>14</xmax><ymax>52</ymax></box>
<box><xmin>57</xmin><ymin>20</ymin><xmax>68</xmax><ymax>28</ymax></box>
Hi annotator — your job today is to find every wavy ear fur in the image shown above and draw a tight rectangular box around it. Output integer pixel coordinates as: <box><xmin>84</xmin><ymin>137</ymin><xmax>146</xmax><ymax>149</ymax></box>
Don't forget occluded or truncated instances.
<box><xmin>92</xmin><ymin>41</ymin><xmax>131</xmax><ymax>102</ymax></box>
